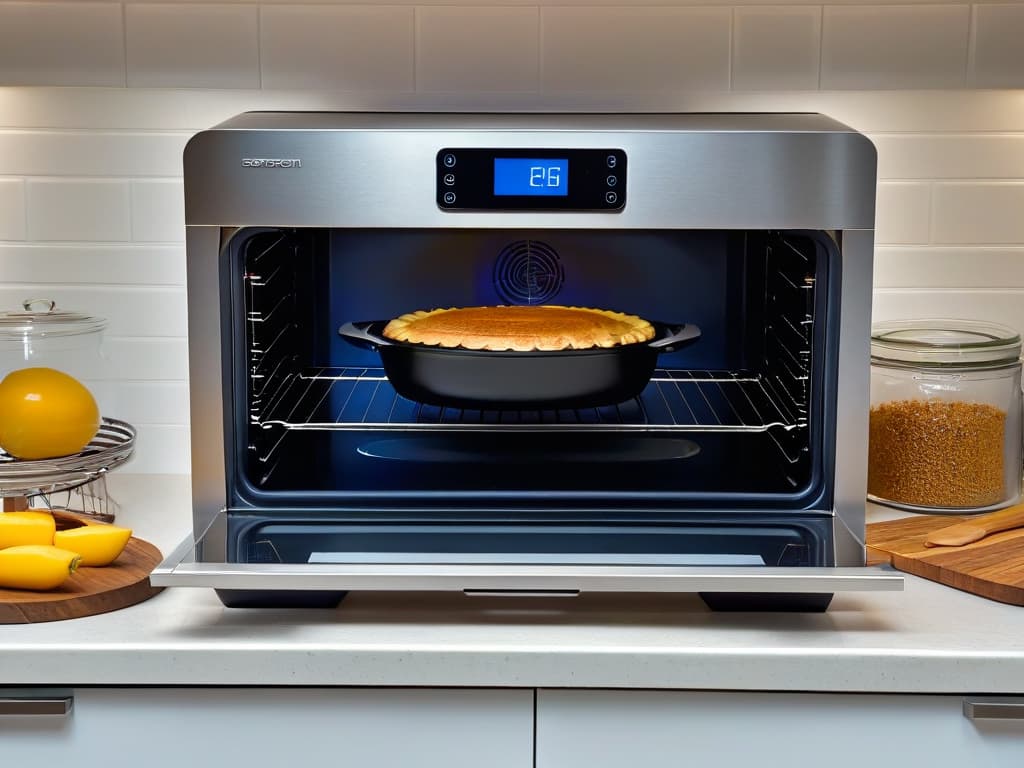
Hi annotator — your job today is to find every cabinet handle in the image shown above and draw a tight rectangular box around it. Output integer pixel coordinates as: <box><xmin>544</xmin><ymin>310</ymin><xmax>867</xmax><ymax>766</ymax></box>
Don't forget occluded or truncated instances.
<box><xmin>963</xmin><ymin>698</ymin><xmax>1024</xmax><ymax>720</ymax></box>
<box><xmin>0</xmin><ymin>697</ymin><xmax>73</xmax><ymax>716</ymax></box>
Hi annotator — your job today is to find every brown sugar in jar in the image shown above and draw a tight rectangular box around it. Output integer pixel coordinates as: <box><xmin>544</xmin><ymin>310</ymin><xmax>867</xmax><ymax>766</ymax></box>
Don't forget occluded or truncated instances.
<box><xmin>869</xmin><ymin>320</ymin><xmax>1022</xmax><ymax>512</ymax></box>
<box><xmin>868</xmin><ymin>399</ymin><xmax>1006</xmax><ymax>508</ymax></box>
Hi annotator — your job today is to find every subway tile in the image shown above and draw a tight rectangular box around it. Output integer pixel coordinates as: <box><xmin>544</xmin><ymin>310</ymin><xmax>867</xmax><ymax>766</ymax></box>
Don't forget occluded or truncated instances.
<box><xmin>872</xmin><ymin>134</ymin><xmax>1024</xmax><ymax>180</ymax></box>
<box><xmin>971</xmin><ymin>4</ymin><xmax>1024</xmax><ymax>88</ymax></box>
<box><xmin>932</xmin><ymin>183</ymin><xmax>1024</xmax><ymax>245</ymax></box>
<box><xmin>0</xmin><ymin>286</ymin><xmax>186</xmax><ymax>337</ymax></box>
<box><xmin>87</xmin><ymin>381</ymin><xmax>189</xmax><ymax>426</ymax></box>
<box><xmin>126</xmin><ymin>3</ymin><xmax>259</xmax><ymax>88</ymax></box>
<box><xmin>261</xmin><ymin>5</ymin><xmax>413</xmax><ymax>91</ymax></box>
<box><xmin>26</xmin><ymin>180</ymin><xmax>131</xmax><ymax>242</ymax></box>
<box><xmin>119</xmin><ymin>424</ymin><xmax>190</xmax><ymax>475</ymax></box>
<box><xmin>417</xmin><ymin>7</ymin><xmax>538</xmax><ymax>92</ymax></box>
<box><xmin>821</xmin><ymin>5</ymin><xmax>970</xmax><ymax>90</ymax></box>
<box><xmin>0</xmin><ymin>244</ymin><xmax>185</xmax><ymax>286</ymax></box>
<box><xmin>131</xmin><ymin>180</ymin><xmax>185</xmax><ymax>242</ymax></box>
<box><xmin>542</xmin><ymin>7</ymin><xmax>731</xmax><ymax>91</ymax></box>
<box><xmin>0</xmin><ymin>2</ymin><xmax>125</xmax><ymax>86</ymax></box>
<box><xmin>873</xmin><ymin>290</ymin><xmax>1024</xmax><ymax>336</ymax></box>
<box><xmin>0</xmin><ymin>131</ymin><xmax>189</xmax><ymax>177</ymax></box>
<box><xmin>0</xmin><ymin>180</ymin><xmax>26</xmax><ymax>241</ymax></box>
<box><xmin>733</xmin><ymin>6</ymin><xmax>821</xmax><ymax>91</ymax></box>
<box><xmin>4</xmin><ymin>84</ymin><xmax>1024</xmax><ymax>135</ymax></box>
<box><xmin>874</xmin><ymin>182</ymin><xmax>931</xmax><ymax>245</ymax></box>
<box><xmin>874</xmin><ymin>247</ymin><xmax>1024</xmax><ymax>289</ymax></box>
<box><xmin>101</xmin><ymin>338</ymin><xmax>189</xmax><ymax>382</ymax></box>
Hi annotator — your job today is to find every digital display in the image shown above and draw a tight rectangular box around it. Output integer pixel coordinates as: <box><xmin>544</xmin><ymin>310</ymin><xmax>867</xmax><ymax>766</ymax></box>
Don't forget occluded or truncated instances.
<box><xmin>493</xmin><ymin>158</ymin><xmax>568</xmax><ymax>196</ymax></box>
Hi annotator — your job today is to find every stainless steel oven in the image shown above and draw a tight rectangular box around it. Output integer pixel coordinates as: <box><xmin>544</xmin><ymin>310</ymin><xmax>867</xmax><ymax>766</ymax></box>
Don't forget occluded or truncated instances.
<box><xmin>153</xmin><ymin>113</ymin><xmax>903</xmax><ymax>610</ymax></box>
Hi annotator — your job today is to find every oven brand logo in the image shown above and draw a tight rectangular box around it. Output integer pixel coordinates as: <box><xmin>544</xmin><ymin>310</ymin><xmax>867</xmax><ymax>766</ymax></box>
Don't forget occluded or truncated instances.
<box><xmin>241</xmin><ymin>158</ymin><xmax>302</xmax><ymax>168</ymax></box>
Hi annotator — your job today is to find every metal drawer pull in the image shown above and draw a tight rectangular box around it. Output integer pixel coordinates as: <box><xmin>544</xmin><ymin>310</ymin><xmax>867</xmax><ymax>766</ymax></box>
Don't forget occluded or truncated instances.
<box><xmin>0</xmin><ymin>697</ymin><xmax>73</xmax><ymax>716</ymax></box>
<box><xmin>963</xmin><ymin>698</ymin><xmax>1024</xmax><ymax>720</ymax></box>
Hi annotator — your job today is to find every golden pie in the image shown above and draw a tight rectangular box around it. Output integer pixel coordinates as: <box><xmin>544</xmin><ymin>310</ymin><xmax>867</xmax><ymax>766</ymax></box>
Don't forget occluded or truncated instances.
<box><xmin>382</xmin><ymin>305</ymin><xmax>655</xmax><ymax>352</ymax></box>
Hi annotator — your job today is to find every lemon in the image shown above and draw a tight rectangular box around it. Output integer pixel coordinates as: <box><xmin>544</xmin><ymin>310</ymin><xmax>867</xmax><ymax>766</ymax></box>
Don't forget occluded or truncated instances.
<box><xmin>53</xmin><ymin>524</ymin><xmax>132</xmax><ymax>566</ymax></box>
<box><xmin>0</xmin><ymin>545</ymin><xmax>80</xmax><ymax>590</ymax></box>
<box><xmin>0</xmin><ymin>367</ymin><xmax>100</xmax><ymax>459</ymax></box>
<box><xmin>0</xmin><ymin>511</ymin><xmax>56</xmax><ymax>548</ymax></box>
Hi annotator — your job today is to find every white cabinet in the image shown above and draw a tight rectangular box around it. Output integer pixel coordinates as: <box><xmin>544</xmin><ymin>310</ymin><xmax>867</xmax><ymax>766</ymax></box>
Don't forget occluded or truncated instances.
<box><xmin>0</xmin><ymin>688</ymin><xmax>534</xmax><ymax>768</ymax></box>
<box><xmin>536</xmin><ymin>690</ymin><xmax>1024</xmax><ymax>768</ymax></box>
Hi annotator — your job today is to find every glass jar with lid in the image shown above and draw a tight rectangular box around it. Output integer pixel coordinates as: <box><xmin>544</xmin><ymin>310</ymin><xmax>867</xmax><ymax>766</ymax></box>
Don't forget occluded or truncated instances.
<box><xmin>869</xmin><ymin>319</ymin><xmax>1023</xmax><ymax>513</ymax></box>
<box><xmin>0</xmin><ymin>298</ymin><xmax>107</xmax><ymax>381</ymax></box>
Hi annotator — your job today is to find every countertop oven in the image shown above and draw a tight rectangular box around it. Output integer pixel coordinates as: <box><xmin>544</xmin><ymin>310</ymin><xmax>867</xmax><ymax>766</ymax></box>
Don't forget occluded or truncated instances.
<box><xmin>153</xmin><ymin>113</ymin><xmax>902</xmax><ymax>610</ymax></box>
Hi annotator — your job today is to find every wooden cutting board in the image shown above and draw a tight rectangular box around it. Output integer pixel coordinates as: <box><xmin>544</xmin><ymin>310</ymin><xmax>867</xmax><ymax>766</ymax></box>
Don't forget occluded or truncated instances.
<box><xmin>0</xmin><ymin>512</ymin><xmax>163</xmax><ymax>623</ymax></box>
<box><xmin>867</xmin><ymin>515</ymin><xmax>1024</xmax><ymax>606</ymax></box>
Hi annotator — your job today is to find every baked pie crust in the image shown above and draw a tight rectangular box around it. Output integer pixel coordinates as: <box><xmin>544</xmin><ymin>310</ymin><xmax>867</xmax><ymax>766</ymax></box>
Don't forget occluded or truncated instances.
<box><xmin>382</xmin><ymin>305</ymin><xmax>655</xmax><ymax>352</ymax></box>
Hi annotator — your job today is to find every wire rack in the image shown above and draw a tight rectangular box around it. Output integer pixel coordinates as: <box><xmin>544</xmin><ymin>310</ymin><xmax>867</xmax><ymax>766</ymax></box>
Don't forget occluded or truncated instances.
<box><xmin>0</xmin><ymin>418</ymin><xmax>136</xmax><ymax>498</ymax></box>
<box><xmin>254</xmin><ymin>368</ymin><xmax>806</xmax><ymax>434</ymax></box>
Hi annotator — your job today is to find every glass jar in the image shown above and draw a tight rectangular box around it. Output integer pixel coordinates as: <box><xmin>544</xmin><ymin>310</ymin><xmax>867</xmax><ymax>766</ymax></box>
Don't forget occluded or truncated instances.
<box><xmin>869</xmin><ymin>319</ymin><xmax>1023</xmax><ymax>513</ymax></box>
<box><xmin>0</xmin><ymin>298</ymin><xmax>106</xmax><ymax>382</ymax></box>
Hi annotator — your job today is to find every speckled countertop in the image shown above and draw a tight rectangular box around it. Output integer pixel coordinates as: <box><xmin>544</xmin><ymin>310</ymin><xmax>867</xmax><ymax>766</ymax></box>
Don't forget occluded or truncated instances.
<box><xmin>1</xmin><ymin>474</ymin><xmax>1023</xmax><ymax>693</ymax></box>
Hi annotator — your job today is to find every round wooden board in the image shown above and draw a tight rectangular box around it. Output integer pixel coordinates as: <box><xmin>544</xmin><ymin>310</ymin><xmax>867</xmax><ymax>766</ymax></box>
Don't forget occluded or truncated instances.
<box><xmin>0</xmin><ymin>536</ymin><xmax>163</xmax><ymax>624</ymax></box>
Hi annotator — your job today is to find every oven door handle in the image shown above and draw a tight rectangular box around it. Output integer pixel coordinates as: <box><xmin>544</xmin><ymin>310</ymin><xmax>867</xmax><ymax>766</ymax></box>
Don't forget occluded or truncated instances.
<box><xmin>338</xmin><ymin>320</ymin><xmax>391</xmax><ymax>351</ymax></box>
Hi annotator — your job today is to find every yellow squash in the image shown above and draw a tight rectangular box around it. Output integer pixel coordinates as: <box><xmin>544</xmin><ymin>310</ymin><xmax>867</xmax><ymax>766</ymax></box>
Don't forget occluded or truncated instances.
<box><xmin>53</xmin><ymin>524</ymin><xmax>132</xmax><ymax>566</ymax></box>
<box><xmin>0</xmin><ymin>545</ymin><xmax>80</xmax><ymax>590</ymax></box>
<box><xmin>0</xmin><ymin>511</ymin><xmax>57</xmax><ymax>548</ymax></box>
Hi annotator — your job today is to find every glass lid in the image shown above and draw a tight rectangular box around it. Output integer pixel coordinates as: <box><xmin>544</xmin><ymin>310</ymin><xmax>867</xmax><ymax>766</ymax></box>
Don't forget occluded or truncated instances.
<box><xmin>871</xmin><ymin>318</ymin><xmax>1022</xmax><ymax>367</ymax></box>
<box><xmin>0</xmin><ymin>299</ymin><xmax>107</xmax><ymax>344</ymax></box>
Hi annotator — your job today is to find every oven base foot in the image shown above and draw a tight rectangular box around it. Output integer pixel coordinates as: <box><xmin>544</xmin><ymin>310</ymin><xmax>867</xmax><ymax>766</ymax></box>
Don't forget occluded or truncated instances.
<box><xmin>215</xmin><ymin>589</ymin><xmax>349</xmax><ymax>609</ymax></box>
<box><xmin>699</xmin><ymin>592</ymin><xmax>833</xmax><ymax>612</ymax></box>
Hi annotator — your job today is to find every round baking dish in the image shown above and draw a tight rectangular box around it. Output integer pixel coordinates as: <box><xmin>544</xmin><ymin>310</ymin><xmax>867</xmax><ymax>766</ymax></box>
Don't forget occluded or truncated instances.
<box><xmin>338</xmin><ymin>320</ymin><xmax>701</xmax><ymax>410</ymax></box>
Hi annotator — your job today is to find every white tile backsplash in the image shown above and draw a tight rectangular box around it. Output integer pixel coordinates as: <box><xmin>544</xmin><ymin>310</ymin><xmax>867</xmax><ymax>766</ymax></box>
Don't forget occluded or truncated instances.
<box><xmin>970</xmin><ymin>3</ymin><xmax>1024</xmax><ymax>88</ymax></box>
<box><xmin>541</xmin><ymin>7</ymin><xmax>731</xmax><ymax>91</ymax></box>
<box><xmin>417</xmin><ymin>7</ymin><xmax>539</xmax><ymax>92</ymax></box>
<box><xmin>875</xmin><ymin>247</ymin><xmax>1024</xmax><ymax>289</ymax></box>
<box><xmin>0</xmin><ymin>286</ymin><xmax>186</xmax><ymax>336</ymax></box>
<box><xmin>0</xmin><ymin>244</ymin><xmax>185</xmax><ymax>285</ymax></box>
<box><xmin>26</xmin><ymin>180</ymin><xmax>132</xmax><ymax>242</ymax></box>
<box><xmin>261</xmin><ymin>5</ymin><xmax>414</xmax><ymax>91</ymax></box>
<box><xmin>130</xmin><ymin>180</ymin><xmax>185</xmax><ymax>242</ymax></box>
<box><xmin>2</xmin><ymin>1</ymin><xmax>1022</xmax><ymax>472</ymax></box>
<box><xmin>874</xmin><ymin>182</ymin><xmax>932</xmax><ymax>245</ymax></box>
<box><xmin>872</xmin><ymin>134</ymin><xmax>1024</xmax><ymax>179</ymax></box>
<box><xmin>0</xmin><ymin>179</ymin><xmax>27</xmax><ymax>241</ymax></box>
<box><xmin>0</xmin><ymin>131</ymin><xmax>190</xmax><ymax>177</ymax></box>
<box><xmin>821</xmin><ymin>5</ymin><xmax>970</xmax><ymax>89</ymax></box>
<box><xmin>932</xmin><ymin>183</ymin><xmax>1024</xmax><ymax>245</ymax></box>
<box><xmin>0</xmin><ymin>2</ymin><xmax>125</xmax><ymax>87</ymax></box>
<box><xmin>126</xmin><ymin>3</ymin><xmax>260</xmax><ymax>88</ymax></box>
<box><xmin>733</xmin><ymin>6</ymin><xmax>822</xmax><ymax>91</ymax></box>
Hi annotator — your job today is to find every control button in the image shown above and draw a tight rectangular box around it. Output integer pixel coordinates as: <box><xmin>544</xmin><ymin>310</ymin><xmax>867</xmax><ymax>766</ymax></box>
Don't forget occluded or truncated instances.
<box><xmin>443</xmin><ymin>191</ymin><xmax>457</xmax><ymax>205</ymax></box>
<box><xmin>606</xmin><ymin>175</ymin><xmax>617</xmax><ymax>187</ymax></box>
<box><xmin>443</xmin><ymin>153</ymin><xmax>457</xmax><ymax>168</ymax></box>
<box><xmin>443</xmin><ymin>173</ymin><xmax>456</xmax><ymax>186</ymax></box>
<box><xmin>605</xmin><ymin>191</ymin><xmax>618</xmax><ymax>205</ymax></box>
<box><xmin>606</xmin><ymin>155</ymin><xmax>617</xmax><ymax>168</ymax></box>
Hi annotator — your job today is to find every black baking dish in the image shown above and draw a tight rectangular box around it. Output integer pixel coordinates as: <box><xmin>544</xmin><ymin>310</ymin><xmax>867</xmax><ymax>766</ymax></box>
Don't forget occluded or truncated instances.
<box><xmin>338</xmin><ymin>319</ymin><xmax>701</xmax><ymax>410</ymax></box>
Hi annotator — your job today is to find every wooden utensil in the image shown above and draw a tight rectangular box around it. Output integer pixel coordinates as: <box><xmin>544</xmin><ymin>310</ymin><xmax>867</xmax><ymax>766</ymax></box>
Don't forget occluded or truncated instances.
<box><xmin>923</xmin><ymin>503</ymin><xmax>1024</xmax><ymax>547</ymax></box>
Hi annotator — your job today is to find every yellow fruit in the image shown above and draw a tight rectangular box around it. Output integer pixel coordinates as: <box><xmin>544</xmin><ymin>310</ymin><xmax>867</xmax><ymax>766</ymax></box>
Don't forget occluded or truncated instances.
<box><xmin>53</xmin><ymin>524</ymin><xmax>132</xmax><ymax>566</ymax></box>
<box><xmin>0</xmin><ymin>511</ymin><xmax>56</xmax><ymax>548</ymax></box>
<box><xmin>0</xmin><ymin>545</ymin><xmax>80</xmax><ymax>590</ymax></box>
<box><xmin>0</xmin><ymin>367</ymin><xmax>100</xmax><ymax>459</ymax></box>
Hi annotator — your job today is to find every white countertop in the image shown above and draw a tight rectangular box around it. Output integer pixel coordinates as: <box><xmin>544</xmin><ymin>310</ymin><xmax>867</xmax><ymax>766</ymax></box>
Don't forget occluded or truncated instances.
<box><xmin>2</xmin><ymin>474</ymin><xmax>1023</xmax><ymax>693</ymax></box>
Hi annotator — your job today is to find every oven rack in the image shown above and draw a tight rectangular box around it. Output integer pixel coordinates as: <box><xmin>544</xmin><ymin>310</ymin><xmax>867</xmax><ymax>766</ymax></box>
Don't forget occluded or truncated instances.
<box><xmin>252</xmin><ymin>367</ymin><xmax>807</xmax><ymax>435</ymax></box>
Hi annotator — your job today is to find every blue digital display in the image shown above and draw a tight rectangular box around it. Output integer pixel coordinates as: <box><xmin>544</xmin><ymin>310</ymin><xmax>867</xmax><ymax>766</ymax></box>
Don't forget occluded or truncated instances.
<box><xmin>493</xmin><ymin>158</ymin><xmax>568</xmax><ymax>196</ymax></box>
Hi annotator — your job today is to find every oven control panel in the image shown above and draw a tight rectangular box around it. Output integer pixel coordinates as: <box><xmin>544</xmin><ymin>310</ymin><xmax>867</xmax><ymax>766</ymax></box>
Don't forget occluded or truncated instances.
<box><xmin>436</xmin><ymin>148</ymin><xmax>626</xmax><ymax>212</ymax></box>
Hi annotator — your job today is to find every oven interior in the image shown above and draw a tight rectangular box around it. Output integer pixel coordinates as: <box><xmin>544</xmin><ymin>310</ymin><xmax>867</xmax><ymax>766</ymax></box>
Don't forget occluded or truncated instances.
<box><xmin>226</xmin><ymin>228</ymin><xmax>837</xmax><ymax>510</ymax></box>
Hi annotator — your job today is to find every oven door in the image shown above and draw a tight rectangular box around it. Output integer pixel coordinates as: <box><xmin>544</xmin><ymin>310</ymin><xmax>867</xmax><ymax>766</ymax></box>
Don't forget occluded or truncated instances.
<box><xmin>152</xmin><ymin>510</ymin><xmax>903</xmax><ymax>599</ymax></box>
